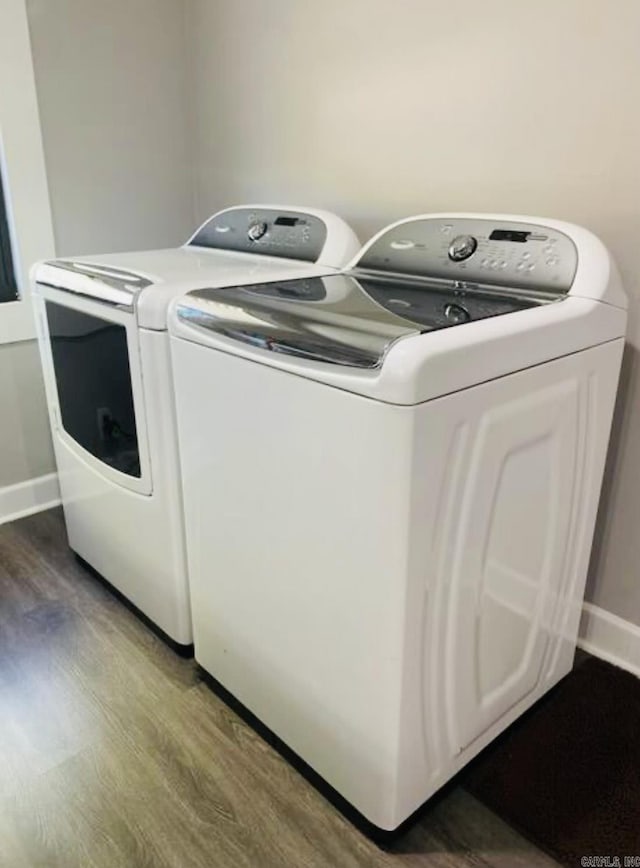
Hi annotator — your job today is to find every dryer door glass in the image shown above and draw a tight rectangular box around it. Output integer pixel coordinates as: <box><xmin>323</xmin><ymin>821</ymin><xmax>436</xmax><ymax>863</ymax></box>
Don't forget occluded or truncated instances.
<box><xmin>45</xmin><ymin>301</ymin><xmax>141</xmax><ymax>478</ymax></box>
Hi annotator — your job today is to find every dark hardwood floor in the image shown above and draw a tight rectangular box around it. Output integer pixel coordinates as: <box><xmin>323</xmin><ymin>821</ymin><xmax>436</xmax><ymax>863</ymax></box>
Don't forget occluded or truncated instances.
<box><xmin>0</xmin><ymin>509</ymin><xmax>558</xmax><ymax>867</ymax></box>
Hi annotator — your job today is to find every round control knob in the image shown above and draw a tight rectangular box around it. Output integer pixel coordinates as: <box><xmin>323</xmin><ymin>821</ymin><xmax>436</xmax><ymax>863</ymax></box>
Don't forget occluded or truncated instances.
<box><xmin>247</xmin><ymin>221</ymin><xmax>268</xmax><ymax>242</ymax></box>
<box><xmin>448</xmin><ymin>234</ymin><xmax>478</xmax><ymax>261</ymax></box>
<box><xmin>444</xmin><ymin>303</ymin><xmax>471</xmax><ymax>324</ymax></box>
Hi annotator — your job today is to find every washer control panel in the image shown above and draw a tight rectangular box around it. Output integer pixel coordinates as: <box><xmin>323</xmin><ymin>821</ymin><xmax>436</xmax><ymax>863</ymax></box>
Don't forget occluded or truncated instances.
<box><xmin>188</xmin><ymin>208</ymin><xmax>327</xmax><ymax>262</ymax></box>
<box><xmin>358</xmin><ymin>218</ymin><xmax>578</xmax><ymax>294</ymax></box>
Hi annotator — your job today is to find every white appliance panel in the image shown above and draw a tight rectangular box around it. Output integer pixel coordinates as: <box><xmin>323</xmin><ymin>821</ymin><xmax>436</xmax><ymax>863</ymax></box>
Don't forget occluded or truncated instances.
<box><xmin>171</xmin><ymin>329</ymin><xmax>623</xmax><ymax>828</ymax></box>
<box><xmin>43</xmin><ymin>328</ymin><xmax>191</xmax><ymax>643</ymax></box>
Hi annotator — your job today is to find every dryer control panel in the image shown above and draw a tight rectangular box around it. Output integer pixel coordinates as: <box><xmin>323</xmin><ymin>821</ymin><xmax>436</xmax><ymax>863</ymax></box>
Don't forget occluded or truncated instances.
<box><xmin>357</xmin><ymin>218</ymin><xmax>578</xmax><ymax>296</ymax></box>
<box><xmin>188</xmin><ymin>207</ymin><xmax>328</xmax><ymax>263</ymax></box>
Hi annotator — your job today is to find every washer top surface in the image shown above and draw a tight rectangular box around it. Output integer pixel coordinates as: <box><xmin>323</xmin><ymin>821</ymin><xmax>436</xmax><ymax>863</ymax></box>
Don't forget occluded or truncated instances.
<box><xmin>30</xmin><ymin>205</ymin><xmax>361</xmax><ymax>330</ymax></box>
<box><xmin>178</xmin><ymin>272</ymin><xmax>541</xmax><ymax>369</ymax></box>
<box><xmin>170</xmin><ymin>213</ymin><xmax>628</xmax><ymax>405</ymax></box>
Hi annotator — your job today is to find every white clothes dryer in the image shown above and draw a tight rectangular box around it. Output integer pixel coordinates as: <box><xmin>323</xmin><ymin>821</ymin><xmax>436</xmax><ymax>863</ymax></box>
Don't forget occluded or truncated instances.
<box><xmin>169</xmin><ymin>213</ymin><xmax>627</xmax><ymax>830</ymax></box>
<box><xmin>32</xmin><ymin>205</ymin><xmax>360</xmax><ymax>651</ymax></box>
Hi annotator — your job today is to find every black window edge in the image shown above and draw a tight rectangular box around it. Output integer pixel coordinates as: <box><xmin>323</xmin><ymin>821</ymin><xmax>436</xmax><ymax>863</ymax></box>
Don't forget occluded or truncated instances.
<box><xmin>0</xmin><ymin>169</ymin><xmax>18</xmax><ymax>303</ymax></box>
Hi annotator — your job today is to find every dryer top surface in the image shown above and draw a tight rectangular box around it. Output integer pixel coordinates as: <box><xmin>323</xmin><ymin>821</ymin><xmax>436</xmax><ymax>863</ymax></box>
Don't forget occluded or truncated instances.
<box><xmin>30</xmin><ymin>205</ymin><xmax>361</xmax><ymax>328</ymax></box>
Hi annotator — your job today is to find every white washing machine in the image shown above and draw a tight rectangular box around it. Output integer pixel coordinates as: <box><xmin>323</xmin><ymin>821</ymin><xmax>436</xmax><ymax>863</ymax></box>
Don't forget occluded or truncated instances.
<box><xmin>31</xmin><ymin>205</ymin><xmax>360</xmax><ymax>651</ymax></box>
<box><xmin>169</xmin><ymin>213</ymin><xmax>627</xmax><ymax>832</ymax></box>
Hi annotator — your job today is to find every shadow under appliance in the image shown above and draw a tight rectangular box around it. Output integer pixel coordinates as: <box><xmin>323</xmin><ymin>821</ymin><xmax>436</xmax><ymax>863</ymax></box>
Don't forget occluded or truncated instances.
<box><xmin>169</xmin><ymin>213</ymin><xmax>627</xmax><ymax>831</ymax></box>
<box><xmin>31</xmin><ymin>206</ymin><xmax>360</xmax><ymax>651</ymax></box>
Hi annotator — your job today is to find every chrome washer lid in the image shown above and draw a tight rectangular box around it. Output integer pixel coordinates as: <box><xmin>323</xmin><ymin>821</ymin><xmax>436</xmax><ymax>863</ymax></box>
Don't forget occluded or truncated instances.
<box><xmin>177</xmin><ymin>273</ymin><xmax>542</xmax><ymax>369</ymax></box>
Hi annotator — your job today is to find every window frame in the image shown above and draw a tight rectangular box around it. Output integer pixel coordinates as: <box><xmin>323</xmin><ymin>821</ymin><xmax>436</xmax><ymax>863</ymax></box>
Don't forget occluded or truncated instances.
<box><xmin>0</xmin><ymin>0</ymin><xmax>55</xmax><ymax>344</ymax></box>
<box><xmin>0</xmin><ymin>167</ymin><xmax>18</xmax><ymax>304</ymax></box>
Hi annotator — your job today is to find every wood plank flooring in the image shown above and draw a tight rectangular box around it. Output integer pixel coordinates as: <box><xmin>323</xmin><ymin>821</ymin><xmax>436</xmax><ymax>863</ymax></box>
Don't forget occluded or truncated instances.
<box><xmin>0</xmin><ymin>509</ymin><xmax>559</xmax><ymax>868</ymax></box>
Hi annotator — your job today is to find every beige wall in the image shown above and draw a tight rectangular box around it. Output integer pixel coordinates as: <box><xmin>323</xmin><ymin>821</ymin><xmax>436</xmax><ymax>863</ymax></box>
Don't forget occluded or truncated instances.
<box><xmin>0</xmin><ymin>341</ymin><xmax>55</xmax><ymax>488</ymax></box>
<box><xmin>26</xmin><ymin>0</ymin><xmax>194</xmax><ymax>256</ymax></box>
<box><xmin>187</xmin><ymin>0</ymin><xmax>640</xmax><ymax>623</ymax></box>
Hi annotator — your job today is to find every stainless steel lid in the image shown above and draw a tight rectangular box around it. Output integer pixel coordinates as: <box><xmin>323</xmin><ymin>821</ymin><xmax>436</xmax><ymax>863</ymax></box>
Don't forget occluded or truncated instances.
<box><xmin>176</xmin><ymin>273</ymin><xmax>542</xmax><ymax>369</ymax></box>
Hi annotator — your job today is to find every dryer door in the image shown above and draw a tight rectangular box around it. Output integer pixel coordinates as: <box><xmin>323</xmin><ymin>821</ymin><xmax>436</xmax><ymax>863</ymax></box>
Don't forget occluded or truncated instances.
<box><xmin>37</xmin><ymin>284</ymin><xmax>152</xmax><ymax>495</ymax></box>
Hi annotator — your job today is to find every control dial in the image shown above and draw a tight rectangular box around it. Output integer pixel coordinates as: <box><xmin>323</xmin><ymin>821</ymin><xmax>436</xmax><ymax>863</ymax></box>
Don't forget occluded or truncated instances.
<box><xmin>448</xmin><ymin>234</ymin><xmax>478</xmax><ymax>261</ymax></box>
<box><xmin>444</xmin><ymin>303</ymin><xmax>471</xmax><ymax>324</ymax></box>
<box><xmin>247</xmin><ymin>221</ymin><xmax>268</xmax><ymax>242</ymax></box>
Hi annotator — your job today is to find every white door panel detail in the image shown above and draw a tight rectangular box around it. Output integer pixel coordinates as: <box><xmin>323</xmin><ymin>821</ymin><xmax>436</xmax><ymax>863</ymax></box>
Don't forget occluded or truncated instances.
<box><xmin>446</xmin><ymin>381</ymin><xmax>579</xmax><ymax>752</ymax></box>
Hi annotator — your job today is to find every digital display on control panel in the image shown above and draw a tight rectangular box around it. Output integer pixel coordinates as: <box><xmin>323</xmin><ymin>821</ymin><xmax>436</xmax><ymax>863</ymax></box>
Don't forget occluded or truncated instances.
<box><xmin>274</xmin><ymin>216</ymin><xmax>299</xmax><ymax>227</ymax></box>
<box><xmin>489</xmin><ymin>229</ymin><xmax>531</xmax><ymax>243</ymax></box>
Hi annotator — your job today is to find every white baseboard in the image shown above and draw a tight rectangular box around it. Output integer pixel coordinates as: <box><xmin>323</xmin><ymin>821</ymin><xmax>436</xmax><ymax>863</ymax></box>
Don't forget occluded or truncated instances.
<box><xmin>578</xmin><ymin>601</ymin><xmax>640</xmax><ymax>679</ymax></box>
<box><xmin>0</xmin><ymin>472</ymin><xmax>60</xmax><ymax>525</ymax></box>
